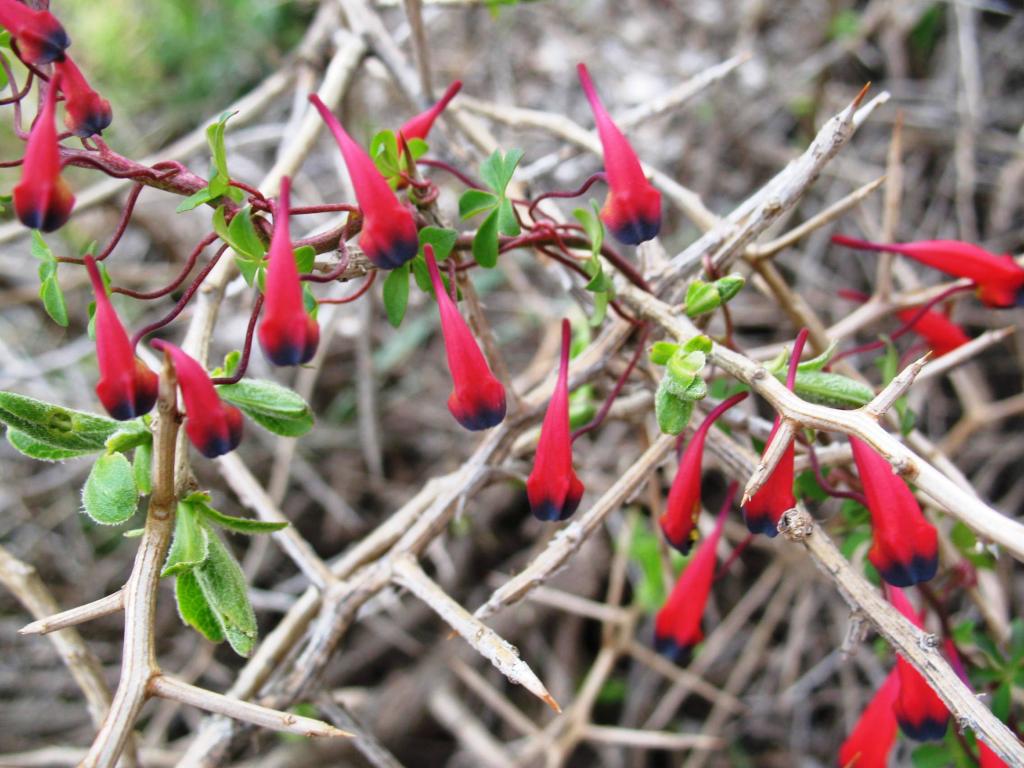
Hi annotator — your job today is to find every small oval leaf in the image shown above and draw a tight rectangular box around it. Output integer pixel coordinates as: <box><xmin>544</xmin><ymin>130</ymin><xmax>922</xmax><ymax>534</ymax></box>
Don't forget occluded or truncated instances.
<box><xmin>82</xmin><ymin>453</ymin><xmax>139</xmax><ymax>525</ymax></box>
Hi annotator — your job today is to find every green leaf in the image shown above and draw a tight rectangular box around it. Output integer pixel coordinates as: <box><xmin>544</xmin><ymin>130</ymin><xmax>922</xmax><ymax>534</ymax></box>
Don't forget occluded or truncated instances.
<box><xmin>655</xmin><ymin>379</ymin><xmax>695</xmax><ymax>436</ymax></box>
<box><xmin>0</xmin><ymin>392</ymin><xmax>120</xmax><ymax>450</ymax></box>
<box><xmin>217</xmin><ymin>379</ymin><xmax>314</xmax><ymax>437</ymax></box>
<box><xmin>294</xmin><ymin>245</ymin><xmax>316</xmax><ymax>274</ymax></box>
<box><xmin>589</xmin><ymin>290</ymin><xmax>608</xmax><ymax>327</ymax></box>
<box><xmin>573</xmin><ymin>201</ymin><xmax>604</xmax><ymax>257</ymax></box>
<box><xmin>30</xmin><ymin>231</ymin><xmax>54</xmax><ymax>262</ymax></box>
<box><xmin>406</xmin><ymin>137</ymin><xmax>429</xmax><ymax>160</ymax></box>
<box><xmin>785</xmin><ymin>371</ymin><xmax>875</xmax><ymax>409</ymax></box>
<box><xmin>234</xmin><ymin>256</ymin><xmax>263</xmax><ymax>287</ymax></box>
<box><xmin>714</xmin><ymin>273</ymin><xmax>745</xmax><ymax>303</ymax></box>
<box><xmin>195</xmin><ymin>502</ymin><xmax>288</xmax><ymax>535</ymax></box>
<box><xmin>458</xmin><ymin>189</ymin><xmax>498</xmax><ymax>219</ymax></box>
<box><xmin>627</xmin><ymin>515</ymin><xmax>669</xmax><ymax>612</ymax></box>
<box><xmin>418</xmin><ymin>226</ymin><xmax>459</xmax><ymax>262</ymax></box>
<box><xmin>207</xmin><ymin>110</ymin><xmax>237</xmax><ymax>185</ymax></box>
<box><xmin>472</xmin><ymin>209</ymin><xmax>500</xmax><ymax>268</ymax></box>
<box><xmin>193</xmin><ymin>529</ymin><xmax>257</xmax><ymax>656</ymax></box>
<box><xmin>480</xmin><ymin>148</ymin><xmax>523</xmax><ymax>193</ymax></box>
<box><xmin>7</xmin><ymin>428</ymin><xmax>97</xmax><ymax>461</ymax></box>
<box><xmin>370</xmin><ymin>129</ymin><xmax>400</xmax><ymax>177</ymax></box>
<box><xmin>684</xmin><ymin>280</ymin><xmax>721</xmax><ymax>317</ymax></box>
<box><xmin>666</xmin><ymin>351</ymin><xmax>706</xmax><ymax>391</ymax></box>
<box><xmin>682</xmin><ymin>335</ymin><xmax>713</xmax><ymax>355</ymax></box>
<box><xmin>175</xmin><ymin>570</ymin><xmax>224</xmax><ymax>643</ymax></box>
<box><xmin>162</xmin><ymin>500</ymin><xmax>210</xmax><ymax>576</ymax></box>
<box><xmin>227</xmin><ymin>207</ymin><xmax>267</xmax><ymax>260</ymax></box>
<box><xmin>104</xmin><ymin>421</ymin><xmax>151</xmax><ymax>453</ymax></box>
<box><xmin>794</xmin><ymin>470</ymin><xmax>829</xmax><ymax>503</ymax></box>
<box><xmin>81</xmin><ymin>452</ymin><xmax>139</xmax><ymax>525</ymax></box>
<box><xmin>383</xmin><ymin>264</ymin><xmax>410</xmax><ymax>328</ymax></box>
<box><xmin>584</xmin><ymin>256</ymin><xmax>612</xmax><ymax>292</ymax></box>
<box><xmin>496</xmin><ymin>197</ymin><xmax>520</xmax><ymax>236</ymax></box>
<box><xmin>410</xmin><ymin>254</ymin><xmax>432</xmax><ymax>292</ymax></box>
<box><xmin>649</xmin><ymin>342</ymin><xmax>680</xmax><ymax>366</ymax></box>
<box><xmin>39</xmin><ymin>273</ymin><xmax>68</xmax><ymax>326</ymax></box>
<box><xmin>911</xmin><ymin>743</ymin><xmax>953</xmax><ymax>768</ymax></box>
<box><xmin>176</xmin><ymin>187</ymin><xmax>213</xmax><ymax>213</ymax></box>
<box><xmin>133</xmin><ymin>441</ymin><xmax>152</xmax><ymax>494</ymax></box>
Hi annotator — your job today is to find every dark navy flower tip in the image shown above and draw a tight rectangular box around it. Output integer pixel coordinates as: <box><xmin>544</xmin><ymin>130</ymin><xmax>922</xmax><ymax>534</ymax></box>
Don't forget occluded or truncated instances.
<box><xmin>607</xmin><ymin>213</ymin><xmax>661</xmax><ymax>247</ymax></box>
<box><xmin>15</xmin><ymin>185</ymin><xmax>74</xmax><ymax>232</ymax></box>
<box><xmin>653</xmin><ymin>635</ymin><xmax>694</xmax><ymax>666</ymax></box>
<box><xmin>1016</xmin><ymin>287</ymin><xmax>1024</xmax><ymax>308</ymax></box>
<box><xmin>187</xmin><ymin>405</ymin><xmax>243</xmax><ymax>459</ymax></box>
<box><xmin>897</xmin><ymin>715</ymin><xmax>949</xmax><ymax>742</ymax></box>
<box><xmin>16</xmin><ymin>18</ymin><xmax>69</xmax><ymax>65</ymax></box>
<box><xmin>663</xmin><ymin>531</ymin><xmax>695</xmax><ymax>557</ymax></box>
<box><xmin>876</xmin><ymin>553</ymin><xmax>938</xmax><ymax>588</ymax></box>
<box><xmin>529</xmin><ymin>486</ymin><xmax>583</xmax><ymax>523</ymax></box>
<box><xmin>742</xmin><ymin>510</ymin><xmax>780</xmax><ymax>538</ymax></box>
<box><xmin>366</xmin><ymin>231</ymin><xmax>419</xmax><ymax>270</ymax></box>
<box><xmin>68</xmin><ymin>100</ymin><xmax>112</xmax><ymax>138</ymax></box>
<box><xmin>259</xmin><ymin>319</ymin><xmax>319</xmax><ymax>367</ymax></box>
<box><xmin>97</xmin><ymin>360</ymin><xmax>159</xmax><ymax>420</ymax></box>
<box><xmin>449</xmin><ymin>393</ymin><xmax>507</xmax><ymax>431</ymax></box>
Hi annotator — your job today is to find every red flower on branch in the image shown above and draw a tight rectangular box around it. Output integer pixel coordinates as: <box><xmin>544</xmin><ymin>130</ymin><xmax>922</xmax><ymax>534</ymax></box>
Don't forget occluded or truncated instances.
<box><xmin>849</xmin><ymin>436</ymin><xmax>938</xmax><ymax>587</ymax></box>
<box><xmin>654</xmin><ymin>485</ymin><xmax>734</xmax><ymax>663</ymax></box>
<box><xmin>14</xmin><ymin>75</ymin><xmax>74</xmax><ymax>232</ymax></box>
<box><xmin>832</xmin><ymin>234</ymin><xmax>1024</xmax><ymax>309</ymax></box>
<box><xmin>398</xmin><ymin>80</ymin><xmax>462</xmax><ymax>143</ymax></box>
<box><xmin>660</xmin><ymin>392</ymin><xmax>748</xmax><ymax>554</ymax></box>
<box><xmin>838</xmin><ymin>668</ymin><xmax>900</xmax><ymax>768</ymax></box>
<box><xmin>527</xmin><ymin>319</ymin><xmax>584</xmax><ymax>521</ymax></box>
<box><xmin>150</xmin><ymin>340</ymin><xmax>242</xmax><ymax>459</ymax></box>
<box><xmin>54</xmin><ymin>55</ymin><xmax>112</xmax><ymax>138</ymax></box>
<box><xmin>258</xmin><ymin>176</ymin><xmax>319</xmax><ymax>366</ymax></box>
<box><xmin>0</xmin><ymin>0</ymin><xmax>68</xmax><ymax>65</ymax></box>
<box><xmin>84</xmin><ymin>256</ymin><xmax>157</xmax><ymax>421</ymax></box>
<box><xmin>895</xmin><ymin>305</ymin><xmax>970</xmax><ymax>358</ymax></box>
<box><xmin>577</xmin><ymin>63</ymin><xmax>661</xmax><ymax>246</ymax></box>
<box><xmin>308</xmin><ymin>94</ymin><xmax>418</xmax><ymax>270</ymax></box>
<box><xmin>887</xmin><ymin>587</ymin><xmax>949</xmax><ymax>741</ymax></box>
<box><xmin>424</xmin><ymin>245</ymin><xmax>506</xmax><ymax>431</ymax></box>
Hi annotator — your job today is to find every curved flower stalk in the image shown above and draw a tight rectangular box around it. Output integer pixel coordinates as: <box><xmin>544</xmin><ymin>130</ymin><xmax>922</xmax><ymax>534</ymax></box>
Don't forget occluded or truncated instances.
<box><xmin>257</xmin><ymin>176</ymin><xmax>319</xmax><ymax>366</ymax></box>
<box><xmin>84</xmin><ymin>256</ymin><xmax>158</xmax><ymax>420</ymax></box>
<box><xmin>887</xmin><ymin>587</ymin><xmax>949</xmax><ymax>741</ymax></box>
<box><xmin>424</xmin><ymin>245</ymin><xmax>506</xmax><ymax>431</ymax></box>
<box><xmin>0</xmin><ymin>0</ymin><xmax>68</xmax><ymax>65</ymax></box>
<box><xmin>577</xmin><ymin>63</ymin><xmax>661</xmax><ymax>246</ymax></box>
<box><xmin>654</xmin><ymin>485</ymin><xmax>734</xmax><ymax>663</ymax></box>
<box><xmin>849</xmin><ymin>436</ymin><xmax>938</xmax><ymax>587</ymax></box>
<box><xmin>399</xmin><ymin>80</ymin><xmax>462</xmax><ymax>143</ymax></box>
<box><xmin>526</xmin><ymin>319</ymin><xmax>584</xmax><ymax>521</ymax></box>
<box><xmin>308</xmin><ymin>94</ymin><xmax>419</xmax><ymax>269</ymax></box>
<box><xmin>660</xmin><ymin>392</ymin><xmax>747</xmax><ymax>554</ymax></box>
<box><xmin>14</xmin><ymin>74</ymin><xmax>74</xmax><ymax>232</ymax></box>
<box><xmin>150</xmin><ymin>340</ymin><xmax>242</xmax><ymax>458</ymax></box>
<box><xmin>832</xmin><ymin>234</ymin><xmax>1024</xmax><ymax>309</ymax></box>
<box><xmin>838</xmin><ymin>668</ymin><xmax>900</xmax><ymax>768</ymax></box>
<box><xmin>55</xmin><ymin>55</ymin><xmax>113</xmax><ymax>138</ymax></box>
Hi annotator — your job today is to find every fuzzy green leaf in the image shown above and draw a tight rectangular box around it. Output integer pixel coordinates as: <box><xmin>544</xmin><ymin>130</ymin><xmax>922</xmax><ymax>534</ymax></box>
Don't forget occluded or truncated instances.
<box><xmin>194</xmin><ymin>530</ymin><xmax>257</xmax><ymax>657</ymax></box>
<box><xmin>195</xmin><ymin>502</ymin><xmax>288</xmax><ymax>535</ymax></box>
<box><xmin>7</xmin><ymin>428</ymin><xmax>97</xmax><ymax>461</ymax></box>
<box><xmin>104</xmin><ymin>421</ymin><xmax>151</xmax><ymax>453</ymax></box>
<box><xmin>82</xmin><ymin>452</ymin><xmax>139</xmax><ymax>525</ymax></box>
<box><xmin>782</xmin><ymin>371</ymin><xmax>875</xmax><ymax>409</ymax></box>
<box><xmin>655</xmin><ymin>379</ymin><xmax>695</xmax><ymax>436</ymax></box>
<box><xmin>649</xmin><ymin>342</ymin><xmax>680</xmax><ymax>366</ymax></box>
<box><xmin>0</xmin><ymin>392</ymin><xmax>120</xmax><ymax>450</ymax></box>
<box><xmin>133</xmin><ymin>441</ymin><xmax>152</xmax><ymax>495</ymax></box>
<box><xmin>175</xmin><ymin>570</ymin><xmax>224</xmax><ymax>643</ymax></box>
<box><xmin>162</xmin><ymin>500</ymin><xmax>210</xmax><ymax>576</ymax></box>
<box><xmin>217</xmin><ymin>379</ymin><xmax>313</xmax><ymax>437</ymax></box>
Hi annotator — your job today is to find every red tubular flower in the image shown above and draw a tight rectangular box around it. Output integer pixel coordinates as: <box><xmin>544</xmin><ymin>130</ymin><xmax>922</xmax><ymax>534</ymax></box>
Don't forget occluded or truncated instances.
<box><xmin>257</xmin><ymin>176</ymin><xmax>319</xmax><ymax>366</ymax></box>
<box><xmin>660</xmin><ymin>392</ymin><xmax>748</xmax><ymax>554</ymax></box>
<box><xmin>84</xmin><ymin>256</ymin><xmax>157</xmax><ymax>421</ymax></box>
<box><xmin>424</xmin><ymin>245</ymin><xmax>506</xmax><ymax>431</ymax></box>
<box><xmin>888</xmin><ymin>587</ymin><xmax>949</xmax><ymax>741</ymax></box>
<box><xmin>838</xmin><ymin>668</ymin><xmax>900</xmax><ymax>768</ymax></box>
<box><xmin>14</xmin><ymin>75</ymin><xmax>74</xmax><ymax>232</ymax></box>
<box><xmin>654</xmin><ymin>488</ymin><xmax>732</xmax><ymax>663</ymax></box>
<box><xmin>526</xmin><ymin>319</ymin><xmax>584</xmax><ymax>521</ymax></box>
<box><xmin>849</xmin><ymin>436</ymin><xmax>937</xmax><ymax>587</ymax></box>
<box><xmin>308</xmin><ymin>94</ymin><xmax>418</xmax><ymax>270</ymax></box>
<box><xmin>54</xmin><ymin>55</ymin><xmax>112</xmax><ymax>138</ymax></box>
<box><xmin>398</xmin><ymin>80</ymin><xmax>462</xmax><ymax>143</ymax></box>
<box><xmin>980</xmin><ymin>743</ymin><xmax>1009</xmax><ymax>768</ymax></box>
<box><xmin>150</xmin><ymin>340</ymin><xmax>242</xmax><ymax>459</ymax></box>
<box><xmin>576</xmin><ymin>63</ymin><xmax>661</xmax><ymax>246</ymax></box>
<box><xmin>896</xmin><ymin>306</ymin><xmax>970</xmax><ymax>358</ymax></box>
<box><xmin>832</xmin><ymin>234</ymin><xmax>1024</xmax><ymax>309</ymax></box>
<box><xmin>0</xmin><ymin>0</ymin><xmax>68</xmax><ymax>65</ymax></box>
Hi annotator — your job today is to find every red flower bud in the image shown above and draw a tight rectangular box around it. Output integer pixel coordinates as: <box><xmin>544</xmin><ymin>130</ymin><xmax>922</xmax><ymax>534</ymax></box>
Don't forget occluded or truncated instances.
<box><xmin>257</xmin><ymin>176</ymin><xmax>319</xmax><ymax>366</ymax></box>
<box><xmin>0</xmin><ymin>0</ymin><xmax>68</xmax><ymax>65</ymax></box>
<box><xmin>308</xmin><ymin>94</ymin><xmax>418</xmax><ymax>269</ymax></box>
<box><xmin>150</xmin><ymin>340</ymin><xmax>242</xmax><ymax>459</ymax></box>
<box><xmin>838</xmin><ymin>668</ymin><xmax>900</xmax><ymax>768</ymax></box>
<box><xmin>832</xmin><ymin>234</ymin><xmax>1024</xmax><ymax>309</ymax></box>
<box><xmin>424</xmin><ymin>245</ymin><xmax>506</xmax><ymax>430</ymax></box>
<box><xmin>742</xmin><ymin>416</ymin><xmax>795</xmax><ymax>537</ymax></box>
<box><xmin>654</xmin><ymin>493</ymin><xmax>730</xmax><ymax>663</ymax></box>
<box><xmin>896</xmin><ymin>305</ymin><xmax>970</xmax><ymax>358</ymax></box>
<box><xmin>399</xmin><ymin>80</ymin><xmax>462</xmax><ymax>144</ymax></box>
<box><xmin>54</xmin><ymin>55</ymin><xmax>112</xmax><ymax>138</ymax></box>
<box><xmin>14</xmin><ymin>74</ymin><xmax>74</xmax><ymax>232</ymax></box>
<box><xmin>577</xmin><ymin>63</ymin><xmax>661</xmax><ymax>246</ymax></box>
<box><xmin>849</xmin><ymin>437</ymin><xmax>938</xmax><ymax>587</ymax></box>
<box><xmin>660</xmin><ymin>392</ymin><xmax>747</xmax><ymax>554</ymax></box>
<box><xmin>888</xmin><ymin>587</ymin><xmax>949</xmax><ymax>741</ymax></box>
<box><xmin>526</xmin><ymin>319</ymin><xmax>584</xmax><ymax>521</ymax></box>
<box><xmin>980</xmin><ymin>742</ymin><xmax>1009</xmax><ymax>768</ymax></box>
<box><xmin>84</xmin><ymin>256</ymin><xmax>157</xmax><ymax>421</ymax></box>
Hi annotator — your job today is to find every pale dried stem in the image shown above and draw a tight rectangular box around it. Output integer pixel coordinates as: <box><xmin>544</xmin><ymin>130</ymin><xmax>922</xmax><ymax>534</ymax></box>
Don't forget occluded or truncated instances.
<box><xmin>581</xmin><ymin>725</ymin><xmax>723</xmax><ymax>751</ymax></box>
<box><xmin>19</xmin><ymin>588</ymin><xmax>124</xmax><ymax>636</ymax></box>
<box><xmin>392</xmin><ymin>553</ymin><xmax>560</xmax><ymax>712</ymax></box>
<box><xmin>401</xmin><ymin>0</ymin><xmax>432</xmax><ymax>97</ymax></box>
<box><xmin>862</xmin><ymin>352</ymin><xmax>930</xmax><ymax>420</ymax></box>
<box><xmin>740</xmin><ymin>418</ymin><xmax>795</xmax><ymax>506</ymax></box>
<box><xmin>149</xmin><ymin>675</ymin><xmax>350</xmax><ymax>738</ymax></box>
<box><xmin>450</xmin><ymin>659</ymin><xmax>540</xmax><ymax>737</ymax></box>
<box><xmin>917</xmin><ymin>327</ymin><xmax>1016</xmax><ymax>383</ymax></box>
<box><xmin>317</xmin><ymin>695</ymin><xmax>408</xmax><ymax>768</ymax></box>
<box><xmin>428</xmin><ymin>686</ymin><xmax>516</xmax><ymax>768</ymax></box>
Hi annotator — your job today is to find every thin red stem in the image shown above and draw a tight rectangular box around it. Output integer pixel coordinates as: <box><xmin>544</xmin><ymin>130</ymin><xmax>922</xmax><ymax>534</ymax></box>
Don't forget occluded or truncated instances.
<box><xmin>527</xmin><ymin>172</ymin><xmax>606</xmax><ymax>223</ymax></box>
<box><xmin>112</xmin><ymin>232</ymin><xmax>219</xmax><ymax>299</ymax></box>
<box><xmin>317</xmin><ymin>270</ymin><xmax>378</xmax><ymax>304</ymax></box>
<box><xmin>210</xmin><ymin>294</ymin><xmax>264</xmax><ymax>385</ymax></box>
<box><xmin>571</xmin><ymin>323</ymin><xmax>650</xmax><ymax>442</ymax></box>
<box><xmin>94</xmin><ymin>183</ymin><xmax>145</xmax><ymax>262</ymax></box>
